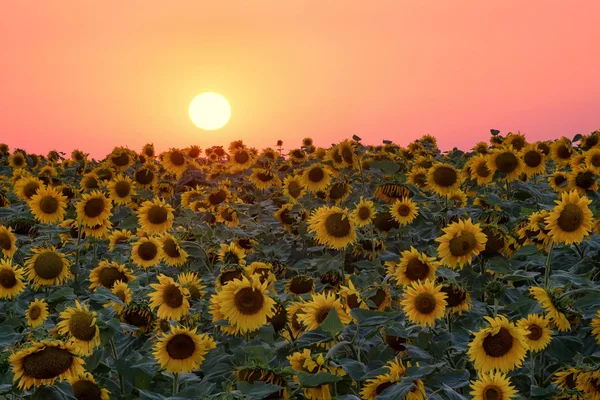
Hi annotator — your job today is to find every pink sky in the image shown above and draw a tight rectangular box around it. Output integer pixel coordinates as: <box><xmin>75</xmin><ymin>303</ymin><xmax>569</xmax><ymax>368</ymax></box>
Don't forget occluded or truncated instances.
<box><xmin>1</xmin><ymin>1</ymin><xmax>599</xmax><ymax>158</ymax></box>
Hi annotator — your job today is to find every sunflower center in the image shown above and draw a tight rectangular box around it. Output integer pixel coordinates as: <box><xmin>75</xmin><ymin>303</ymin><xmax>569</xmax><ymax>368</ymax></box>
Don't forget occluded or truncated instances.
<box><xmin>405</xmin><ymin>258</ymin><xmax>430</xmax><ymax>281</ymax></box>
<box><xmin>135</xmin><ymin>169</ymin><xmax>154</xmax><ymax>185</ymax></box>
<box><xmin>84</xmin><ymin>177</ymin><xmax>99</xmax><ymax>189</ymax></box>
<box><xmin>29</xmin><ymin>305</ymin><xmax>41</xmax><ymax>320</ymax></box>
<box><xmin>524</xmin><ymin>151</ymin><xmax>542</xmax><ymax>167</ymax></box>
<box><xmin>72</xmin><ymin>379</ymin><xmax>103</xmax><ymax>400</ymax></box>
<box><xmin>482</xmin><ymin>386</ymin><xmax>501</xmax><ymax>400</ymax></box>
<box><xmin>565</xmin><ymin>373</ymin><xmax>576</xmax><ymax>389</ymax></box>
<box><xmin>123</xmin><ymin>309</ymin><xmax>152</xmax><ymax>327</ymax></box>
<box><xmin>234</xmin><ymin>287</ymin><xmax>265</xmax><ymax>315</ymax></box>
<box><xmin>114</xmin><ymin>289</ymin><xmax>127</xmax><ymax>303</ymax></box>
<box><xmin>483</xmin><ymin>327</ymin><xmax>513</xmax><ymax>357</ymax></box>
<box><xmin>554</xmin><ymin>175</ymin><xmax>567</xmax><ymax>187</ymax></box>
<box><xmin>38</xmin><ymin>195</ymin><xmax>59</xmax><ymax>214</ymax></box>
<box><xmin>341</xmin><ymin>146</ymin><xmax>354</xmax><ymax>164</ymax></box>
<box><xmin>0</xmin><ymin>268</ymin><xmax>17</xmax><ymax>288</ymax></box>
<box><xmin>69</xmin><ymin>311</ymin><xmax>97</xmax><ymax>341</ymax></box>
<box><xmin>316</xmin><ymin>307</ymin><xmax>333</xmax><ymax>323</ymax></box>
<box><xmin>84</xmin><ymin>198</ymin><xmax>105</xmax><ymax>218</ymax></box>
<box><xmin>114</xmin><ymin>181</ymin><xmax>131</xmax><ymax>198</ymax></box>
<box><xmin>527</xmin><ymin>324</ymin><xmax>542</xmax><ymax>340</ymax></box>
<box><xmin>328</xmin><ymin>183</ymin><xmax>347</xmax><ymax>200</ymax></box>
<box><xmin>449</xmin><ymin>232</ymin><xmax>477</xmax><ymax>257</ymax></box>
<box><xmin>324</xmin><ymin>213</ymin><xmax>352</xmax><ymax>238</ymax></box>
<box><xmin>575</xmin><ymin>171</ymin><xmax>595</xmax><ymax>190</ymax></box>
<box><xmin>186</xmin><ymin>285</ymin><xmax>200</xmax><ymax>300</ymax></box>
<box><xmin>557</xmin><ymin>145</ymin><xmax>571</xmax><ymax>159</ymax></box>
<box><xmin>557</xmin><ymin>204</ymin><xmax>584</xmax><ymax>232</ymax></box>
<box><xmin>163</xmin><ymin>239</ymin><xmax>181</xmax><ymax>258</ymax></box>
<box><xmin>144</xmin><ymin>206</ymin><xmax>166</xmax><ymax>226</ymax></box>
<box><xmin>357</xmin><ymin>206</ymin><xmax>371</xmax><ymax>221</ymax></box>
<box><xmin>369</xmin><ymin>288</ymin><xmax>387</xmax><ymax>309</ymax></box>
<box><xmin>111</xmin><ymin>152</ymin><xmax>130</xmax><ymax>167</ymax></box>
<box><xmin>292</xmin><ymin>150</ymin><xmax>304</xmax><ymax>159</ymax></box>
<box><xmin>288</xmin><ymin>277</ymin><xmax>314</xmax><ymax>294</ymax></box>
<box><xmin>287</xmin><ymin>181</ymin><xmax>302</xmax><ymax>198</ymax></box>
<box><xmin>433</xmin><ymin>166</ymin><xmax>457</xmax><ymax>187</ymax></box>
<box><xmin>235</xmin><ymin>151</ymin><xmax>249</xmax><ymax>164</ymax></box>
<box><xmin>414</xmin><ymin>293</ymin><xmax>437</xmax><ymax>314</ymax></box>
<box><xmin>219</xmin><ymin>270</ymin><xmax>242</xmax><ymax>286</ymax></box>
<box><xmin>291</xmin><ymin>312</ymin><xmax>303</xmax><ymax>331</ymax></box>
<box><xmin>257</xmin><ymin>172</ymin><xmax>273</xmax><ymax>182</ymax></box>
<box><xmin>170</xmin><ymin>152</ymin><xmax>185</xmax><ymax>166</ymax></box>
<box><xmin>24</xmin><ymin>182</ymin><xmax>41</xmax><ymax>199</ymax></box>
<box><xmin>346</xmin><ymin>293</ymin><xmax>362</xmax><ymax>309</ymax></box>
<box><xmin>268</xmin><ymin>304</ymin><xmax>287</xmax><ymax>332</ymax></box>
<box><xmin>414</xmin><ymin>173</ymin><xmax>427</xmax><ymax>187</ymax></box>
<box><xmin>33</xmin><ymin>251</ymin><xmax>64</xmax><ymax>279</ymax></box>
<box><xmin>0</xmin><ymin>233</ymin><xmax>12</xmax><ymax>250</ymax></box>
<box><xmin>384</xmin><ymin>334</ymin><xmax>407</xmax><ymax>352</ymax></box>
<box><xmin>166</xmin><ymin>333</ymin><xmax>196</xmax><ymax>359</ymax></box>
<box><xmin>163</xmin><ymin>284</ymin><xmax>184</xmax><ymax>308</ymax></box>
<box><xmin>98</xmin><ymin>267</ymin><xmax>127</xmax><ymax>288</ymax></box>
<box><xmin>440</xmin><ymin>285</ymin><xmax>467</xmax><ymax>307</ymax></box>
<box><xmin>375</xmin><ymin>382</ymin><xmax>394</xmax><ymax>396</ymax></box>
<box><xmin>591</xmin><ymin>154</ymin><xmax>600</xmax><ymax>167</ymax></box>
<box><xmin>396</xmin><ymin>204</ymin><xmax>411</xmax><ymax>217</ymax></box>
<box><xmin>22</xmin><ymin>346</ymin><xmax>74</xmax><ymax>379</ymax></box>
<box><xmin>137</xmin><ymin>242</ymin><xmax>158</xmax><ymax>261</ymax></box>
<box><xmin>476</xmin><ymin>162</ymin><xmax>491</xmax><ymax>177</ymax></box>
<box><xmin>208</xmin><ymin>190</ymin><xmax>227</xmax><ymax>206</ymax></box>
<box><xmin>13</xmin><ymin>155</ymin><xmax>25</xmax><ymax>166</ymax></box>
<box><xmin>495</xmin><ymin>153</ymin><xmax>519</xmax><ymax>173</ymax></box>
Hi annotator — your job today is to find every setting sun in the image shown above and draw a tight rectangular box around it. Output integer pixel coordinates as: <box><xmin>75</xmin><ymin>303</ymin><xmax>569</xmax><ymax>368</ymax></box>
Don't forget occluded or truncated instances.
<box><xmin>189</xmin><ymin>92</ymin><xmax>231</xmax><ymax>131</ymax></box>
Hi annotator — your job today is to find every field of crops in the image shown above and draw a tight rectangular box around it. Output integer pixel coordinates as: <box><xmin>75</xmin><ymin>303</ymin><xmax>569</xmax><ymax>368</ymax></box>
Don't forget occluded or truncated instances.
<box><xmin>1</xmin><ymin>132</ymin><xmax>600</xmax><ymax>400</ymax></box>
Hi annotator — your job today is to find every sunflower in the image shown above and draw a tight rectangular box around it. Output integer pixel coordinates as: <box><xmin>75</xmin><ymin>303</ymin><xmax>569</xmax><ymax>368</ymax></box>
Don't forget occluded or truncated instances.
<box><xmin>233</xmin><ymin>237</ymin><xmax>257</xmax><ymax>254</ymax></box>
<box><xmin>107</xmin><ymin>175</ymin><xmax>136</xmax><ymax>205</ymax></box>
<box><xmin>473</xmin><ymin>141</ymin><xmax>490</xmax><ymax>154</ymax></box>
<box><xmin>120</xmin><ymin>305</ymin><xmax>154</xmax><ymax>333</ymax></box>
<box><xmin>0</xmin><ymin>226</ymin><xmax>17</xmax><ymax>258</ymax></box>
<box><xmin>298</xmin><ymin>292</ymin><xmax>352</xmax><ymax>331</ymax></box>
<box><xmin>274</xmin><ymin>203</ymin><xmax>296</xmax><ymax>230</ymax></box>
<box><xmin>9</xmin><ymin>151</ymin><xmax>27</xmax><ymax>169</ymax></box>
<box><xmin>76</xmin><ymin>190</ymin><xmax>112</xmax><ymax>227</ymax></box>
<box><xmin>400</xmin><ymin>279</ymin><xmax>446</xmax><ymax>327</ymax></box>
<box><xmin>161</xmin><ymin>148</ymin><xmax>188</xmax><ymax>177</ymax></box>
<box><xmin>469</xmin><ymin>371</ymin><xmax>517</xmax><ymax>400</ymax></box>
<box><xmin>326</xmin><ymin>145</ymin><xmax>346</xmax><ymax>169</ymax></box>
<box><xmin>217</xmin><ymin>243</ymin><xmax>246</xmax><ymax>266</ymax></box>
<box><xmin>427</xmin><ymin>163</ymin><xmax>461</xmax><ymax>195</ymax></box>
<box><xmin>553</xmin><ymin>367</ymin><xmax>581</xmax><ymax>391</ymax></box>
<box><xmin>436</xmin><ymin>218</ymin><xmax>488</xmax><ymax>268</ymax></box>
<box><xmin>548</xmin><ymin>171</ymin><xmax>569</xmax><ymax>193</ymax></box>
<box><xmin>282</xmin><ymin>175</ymin><xmax>306</xmax><ymax>203</ymax></box>
<box><xmin>206</xmin><ymin>187</ymin><xmax>231</xmax><ymax>208</ymax></box>
<box><xmin>440</xmin><ymin>283</ymin><xmax>472</xmax><ymax>315</ymax></box>
<box><xmin>551</xmin><ymin>138</ymin><xmax>574</xmax><ymax>167</ymax></box>
<box><xmin>360</xmin><ymin>372</ymin><xmax>400</xmax><ymax>399</ymax></box>
<box><xmin>131</xmin><ymin>236</ymin><xmax>164</xmax><ymax>269</ymax></box>
<box><xmin>367</xmin><ymin>285</ymin><xmax>392</xmax><ymax>311</ymax></box>
<box><xmin>576</xmin><ymin>370</ymin><xmax>600</xmax><ymax>400</ymax></box>
<box><xmin>361</xmin><ymin>358</ymin><xmax>424</xmax><ymax>400</ymax></box>
<box><xmin>28</xmin><ymin>186</ymin><xmax>68</xmax><ymax>224</ymax></box>
<box><xmin>585</xmin><ymin>147</ymin><xmax>600</xmax><ymax>173</ymax></box>
<box><xmin>289</xmin><ymin>148</ymin><xmax>308</xmax><ymax>164</ymax></box>
<box><xmin>67</xmin><ymin>372</ymin><xmax>110</xmax><ymax>400</ymax></box>
<box><xmin>88</xmin><ymin>260</ymin><xmax>135</xmax><ymax>290</ymax></box>
<box><xmin>592</xmin><ymin>310</ymin><xmax>600</xmax><ymax>344</ymax></box>
<box><xmin>407</xmin><ymin>167</ymin><xmax>429</xmax><ymax>189</ymax></box>
<box><xmin>177</xmin><ymin>272</ymin><xmax>206</xmax><ymax>301</ymax></box>
<box><xmin>155</xmin><ymin>181</ymin><xmax>175</xmax><ymax>199</ymax></box>
<box><xmin>58</xmin><ymin>219</ymin><xmax>84</xmax><ymax>244</ymax></box>
<box><xmin>390</xmin><ymin>247</ymin><xmax>438</xmax><ymax>286</ymax></box>
<box><xmin>327</xmin><ymin>182</ymin><xmax>352</xmax><ymax>203</ymax></box>
<box><xmin>84</xmin><ymin>219</ymin><xmax>112</xmax><ymax>239</ymax></box>
<box><xmin>529</xmin><ymin>287</ymin><xmax>571</xmax><ymax>331</ymax></box>
<box><xmin>25</xmin><ymin>246</ymin><xmax>73</xmax><ymax>288</ymax></box>
<box><xmin>137</xmin><ymin>198</ymin><xmax>174</xmax><ymax>235</ymax></box>
<box><xmin>56</xmin><ymin>300</ymin><xmax>100</xmax><ymax>356</ymax></box>
<box><xmin>520</xmin><ymin>144</ymin><xmax>546</xmax><ymax>176</ymax></box>
<box><xmin>390</xmin><ymin>197</ymin><xmax>419</xmax><ymax>225</ymax></box>
<box><xmin>567</xmin><ymin>164</ymin><xmax>598</xmax><ymax>193</ymax></box>
<box><xmin>487</xmin><ymin>146</ymin><xmax>523</xmax><ymax>181</ymax></box>
<box><xmin>249</xmin><ymin>168</ymin><xmax>281</xmax><ymax>189</ymax></box>
<box><xmin>9</xmin><ymin>340</ymin><xmax>85</xmax><ymax>390</ymax></box>
<box><xmin>307</xmin><ymin>206</ymin><xmax>357</xmax><ymax>249</ymax></box>
<box><xmin>351</xmin><ymin>197</ymin><xmax>376</xmax><ymax>227</ymax></box>
<box><xmin>516</xmin><ymin>314</ymin><xmax>553</xmax><ymax>352</ymax></box>
<box><xmin>234</xmin><ymin>367</ymin><xmax>290</xmax><ymax>399</ymax></box>
<box><xmin>467</xmin><ymin>315</ymin><xmax>529</xmax><ymax>373</ymax></box>
<box><xmin>285</xmin><ymin>275</ymin><xmax>315</xmax><ymax>296</ymax></box>
<box><xmin>230</xmin><ymin>148</ymin><xmax>254</xmax><ymax>170</ymax></box>
<box><xmin>14</xmin><ymin>176</ymin><xmax>44</xmax><ymax>201</ymax></box>
<box><xmin>0</xmin><ymin>259</ymin><xmax>26</xmax><ymax>299</ymax></box>
<box><xmin>244</xmin><ymin>262</ymin><xmax>276</xmax><ymax>288</ymax></box>
<box><xmin>544</xmin><ymin>190</ymin><xmax>593</xmax><ymax>244</ymax></box>
<box><xmin>107</xmin><ymin>280</ymin><xmax>133</xmax><ymax>313</ymax></box>
<box><xmin>159</xmin><ymin>233</ymin><xmax>189</xmax><ymax>267</ymax></box>
<box><xmin>216</xmin><ymin>205</ymin><xmax>240</xmax><ymax>227</ymax></box>
<box><xmin>26</xmin><ymin>298</ymin><xmax>49</xmax><ymax>328</ymax></box>
<box><xmin>149</xmin><ymin>274</ymin><xmax>191</xmax><ymax>320</ymax></box>
<box><xmin>211</xmin><ymin>275</ymin><xmax>275</xmax><ymax>333</ymax></box>
<box><xmin>133</xmin><ymin>164</ymin><xmax>158</xmax><ymax>188</ymax></box>
<box><xmin>108</xmin><ymin>229</ymin><xmax>133</xmax><ymax>251</ymax></box>
<box><xmin>301</xmin><ymin>164</ymin><xmax>332</xmax><ymax>192</ymax></box>
<box><xmin>153</xmin><ymin>326</ymin><xmax>216</xmax><ymax>373</ymax></box>
<box><xmin>337</xmin><ymin>140</ymin><xmax>358</xmax><ymax>168</ymax></box>
<box><xmin>337</xmin><ymin>279</ymin><xmax>368</xmax><ymax>314</ymax></box>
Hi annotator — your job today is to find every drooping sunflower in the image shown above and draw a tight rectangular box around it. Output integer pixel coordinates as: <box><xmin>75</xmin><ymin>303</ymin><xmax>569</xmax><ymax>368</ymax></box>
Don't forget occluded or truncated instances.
<box><xmin>108</xmin><ymin>229</ymin><xmax>133</xmax><ymax>251</ymax></box>
<box><xmin>544</xmin><ymin>190</ymin><xmax>593</xmax><ymax>244</ymax></box>
<box><xmin>285</xmin><ymin>275</ymin><xmax>315</xmax><ymax>296</ymax></box>
<box><xmin>307</xmin><ymin>206</ymin><xmax>357</xmax><ymax>249</ymax></box>
<box><xmin>553</xmin><ymin>367</ymin><xmax>581</xmax><ymax>391</ymax></box>
<box><xmin>58</xmin><ymin>219</ymin><xmax>85</xmax><ymax>244</ymax></box>
<box><xmin>25</xmin><ymin>246</ymin><xmax>73</xmax><ymax>288</ymax></box>
<box><xmin>469</xmin><ymin>371</ymin><xmax>518</xmax><ymax>400</ymax></box>
<box><xmin>436</xmin><ymin>218</ymin><xmax>488</xmax><ymax>268</ymax></box>
<box><xmin>28</xmin><ymin>185</ymin><xmax>68</xmax><ymax>224</ymax></box>
<box><xmin>487</xmin><ymin>146</ymin><xmax>523</xmax><ymax>181</ymax></box>
<box><xmin>26</xmin><ymin>298</ymin><xmax>49</xmax><ymax>328</ymax></box>
<box><xmin>298</xmin><ymin>292</ymin><xmax>352</xmax><ymax>331</ymax></box>
<box><xmin>467</xmin><ymin>315</ymin><xmax>529</xmax><ymax>373</ymax></box>
<box><xmin>161</xmin><ymin>148</ymin><xmax>188</xmax><ymax>177</ymax></box>
<box><xmin>149</xmin><ymin>274</ymin><xmax>191</xmax><ymax>320</ymax></box>
<box><xmin>153</xmin><ymin>326</ymin><xmax>216</xmax><ymax>373</ymax></box>
<box><xmin>9</xmin><ymin>340</ymin><xmax>85</xmax><ymax>390</ymax></box>
<box><xmin>177</xmin><ymin>272</ymin><xmax>206</xmax><ymax>301</ymax></box>
<box><xmin>327</xmin><ymin>181</ymin><xmax>352</xmax><ymax>203</ymax></box>
<box><xmin>216</xmin><ymin>205</ymin><xmax>240</xmax><ymax>227</ymax></box>
<box><xmin>517</xmin><ymin>314</ymin><xmax>553</xmax><ymax>352</ymax></box>
<box><xmin>529</xmin><ymin>286</ymin><xmax>571</xmax><ymax>332</ymax></box>
<box><xmin>361</xmin><ymin>358</ymin><xmax>425</xmax><ymax>400</ymax></box>
<box><xmin>440</xmin><ymin>283</ymin><xmax>472</xmax><ymax>315</ymax></box>
<box><xmin>160</xmin><ymin>233</ymin><xmax>189</xmax><ymax>267</ymax></box>
<box><xmin>283</xmin><ymin>175</ymin><xmax>306</xmax><ymax>203</ymax></box>
<box><xmin>391</xmin><ymin>247</ymin><xmax>438</xmax><ymax>286</ymax></box>
<box><xmin>137</xmin><ymin>198</ymin><xmax>174</xmax><ymax>235</ymax></box>
<box><xmin>351</xmin><ymin>197</ymin><xmax>376</xmax><ymax>227</ymax></box>
<box><xmin>56</xmin><ymin>300</ymin><xmax>100</xmax><ymax>356</ymax></box>
<box><xmin>244</xmin><ymin>262</ymin><xmax>276</xmax><ymax>289</ymax></box>
<box><xmin>14</xmin><ymin>176</ymin><xmax>44</xmax><ymax>201</ymax></box>
<box><xmin>131</xmin><ymin>236</ymin><xmax>164</xmax><ymax>269</ymax></box>
<box><xmin>287</xmin><ymin>349</ymin><xmax>336</xmax><ymax>400</ymax></box>
<box><xmin>0</xmin><ymin>259</ymin><xmax>26</xmax><ymax>299</ymax></box>
<box><xmin>234</xmin><ymin>366</ymin><xmax>290</xmax><ymax>399</ymax></box>
<box><xmin>400</xmin><ymin>279</ymin><xmax>446</xmax><ymax>327</ymax></box>
<box><xmin>67</xmin><ymin>372</ymin><xmax>110</xmax><ymax>400</ymax></box>
<box><xmin>576</xmin><ymin>370</ymin><xmax>600</xmax><ymax>400</ymax></box>
<box><xmin>427</xmin><ymin>163</ymin><xmax>462</xmax><ymax>195</ymax></box>
<box><xmin>301</xmin><ymin>164</ymin><xmax>332</xmax><ymax>192</ymax></box>
<box><xmin>76</xmin><ymin>190</ymin><xmax>112</xmax><ymax>227</ymax></box>
<box><xmin>88</xmin><ymin>260</ymin><xmax>135</xmax><ymax>290</ymax></box>
<box><xmin>390</xmin><ymin>196</ymin><xmax>419</xmax><ymax>225</ymax></box>
<box><xmin>211</xmin><ymin>275</ymin><xmax>276</xmax><ymax>334</ymax></box>
<box><xmin>0</xmin><ymin>226</ymin><xmax>17</xmax><ymax>258</ymax></box>
<box><xmin>107</xmin><ymin>175</ymin><xmax>136</xmax><ymax>205</ymax></box>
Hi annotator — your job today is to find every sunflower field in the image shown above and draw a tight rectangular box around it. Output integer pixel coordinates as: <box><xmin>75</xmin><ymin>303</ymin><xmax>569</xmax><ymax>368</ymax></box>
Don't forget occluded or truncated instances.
<box><xmin>1</xmin><ymin>131</ymin><xmax>600</xmax><ymax>400</ymax></box>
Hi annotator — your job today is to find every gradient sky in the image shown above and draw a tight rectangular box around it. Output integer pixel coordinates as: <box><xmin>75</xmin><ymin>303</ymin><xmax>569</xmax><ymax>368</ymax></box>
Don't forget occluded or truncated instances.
<box><xmin>1</xmin><ymin>1</ymin><xmax>599</xmax><ymax>158</ymax></box>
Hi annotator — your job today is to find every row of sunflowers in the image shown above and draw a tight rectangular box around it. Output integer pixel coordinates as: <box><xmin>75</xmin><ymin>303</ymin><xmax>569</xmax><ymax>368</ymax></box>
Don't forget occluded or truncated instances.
<box><xmin>0</xmin><ymin>130</ymin><xmax>599</xmax><ymax>400</ymax></box>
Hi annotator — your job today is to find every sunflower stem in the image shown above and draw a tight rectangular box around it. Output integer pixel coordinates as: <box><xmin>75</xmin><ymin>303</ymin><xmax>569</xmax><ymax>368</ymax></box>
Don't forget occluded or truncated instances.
<box><xmin>544</xmin><ymin>243</ymin><xmax>554</xmax><ymax>287</ymax></box>
<box><xmin>74</xmin><ymin>223</ymin><xmax>83</xmax><ymax>276</ymax></box>
<box><xmin>172</xmin><ymin>372</ymin><xmax>179</xmax><ymax>395</ymax></box>
<box><xmin>530</xmin><ymin>352</ymin><xmax>537</xmax><ymax>385</ymax></box>
<box><xmin>109</xmin><ymin>338</ymin><xmax>125</xmax><ymax>394</ymax></box>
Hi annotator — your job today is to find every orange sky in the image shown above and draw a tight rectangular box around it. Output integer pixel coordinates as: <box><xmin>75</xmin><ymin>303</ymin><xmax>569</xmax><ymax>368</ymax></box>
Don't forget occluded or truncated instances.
<box><xmin>1</xmin><ymin>1</ymin><xmax>599</xmax><ymax>158</ymax></box>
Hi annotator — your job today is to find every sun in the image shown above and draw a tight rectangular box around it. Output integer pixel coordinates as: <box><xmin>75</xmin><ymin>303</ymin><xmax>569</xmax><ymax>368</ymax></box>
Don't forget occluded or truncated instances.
<box><xmin>189</xmin><ymin>92</ymin><xmax>231</xmax><ymax>130</ymax></box>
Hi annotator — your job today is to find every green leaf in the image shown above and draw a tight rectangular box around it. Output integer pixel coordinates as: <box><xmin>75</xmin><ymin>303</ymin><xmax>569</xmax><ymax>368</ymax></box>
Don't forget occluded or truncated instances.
<box><xmin>429</xmin><ymin>370</ymin><xmax>470</xmax><ymax>389</ymax></box>
<box><xmin>490</xmin><ymin>129</ymin><xmax>500</xmax><ymax>136</ymax></box>
<box><xmin>368</xmin><ymin>160</ymin><xmax>400</xmax><ymax>175</ymax></box>
<box><xmin>573</xmin><ymin>133</ymin><xmax>583</xmax><ymax>143</ymax></box>
<box><xmin>91</xmin><ymin>286</ymin><xmax>124</xmax><ymax>306</ymax></box>
<box><xmin>350</xmin><ymin>309</ymin><xmax>403</xmax><ymax>326</ymax></box>
<box><xmin>377</xmin><ymin>377</ymin><xmax>415</xmax><ymax>400</ymax></box>
<box><xmin>352</xmin><ymin>134</ymin><xmax>362</xmax><ymax>141</ymax></box>
<box><xmin>237</xmin><ymin>382</ymin><xmax>283</xmax><ymax>399</ymax></box>
<box><xmin>511</xmin><ymin>244</ymin><xmax>539</xmax><ymax>259</ymax></box>
<box><xmin>320</xmin><ymin>308</ymin><xmax>343</xmax><ymax>336</ymax></box>
<box><xmin>298</xmin><ymin>371</ymin><xmax>343</xmax><ymax>388</ymax></box>
<box><xmin>47</xmin><ymin>287</ymin><xmax>76</xmax><ymax>303</ymax></box>
<box><xmin>486</xmin><ymin>255</ymin><xmax>511</xmax><ymax>274</ymax></box>
<box><xmin>337</xmin><ymin>358</ymin><xmax>367</xmax><ymax>381</ymax></box>
<box><xmin>442</xmin><ymin>384</ymin><xmax>468</xmax><ymax>400</ymax></box>
<box><xmin>546</xmin><ymin>336</ymin><xmax>583</xmax><ymax>361</ymax></box>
